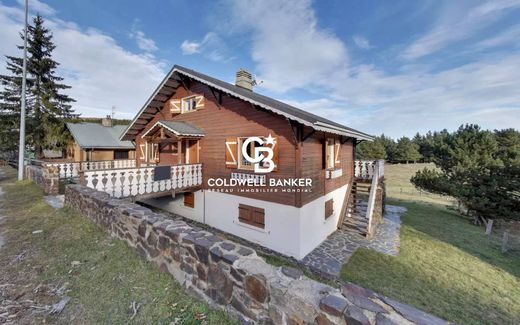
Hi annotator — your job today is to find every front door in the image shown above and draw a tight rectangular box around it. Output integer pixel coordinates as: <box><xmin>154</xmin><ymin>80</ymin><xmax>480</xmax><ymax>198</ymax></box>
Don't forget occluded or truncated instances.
<box><xmin>184</xmin><ymin>139</ymin><xmax>199</xmax><ymax>164</ymax></box>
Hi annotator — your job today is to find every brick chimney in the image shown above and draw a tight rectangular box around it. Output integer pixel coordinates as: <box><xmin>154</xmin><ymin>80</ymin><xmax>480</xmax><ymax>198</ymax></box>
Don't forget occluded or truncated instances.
<box><xmin>235</xmin><ymin>68</ymin><xmax>254</xmax><ymax>91</ymax></box>
<box><xmin>101</xmin><ymin>115</ymin><xmax>113</xmax><ymax>127</ymax></box>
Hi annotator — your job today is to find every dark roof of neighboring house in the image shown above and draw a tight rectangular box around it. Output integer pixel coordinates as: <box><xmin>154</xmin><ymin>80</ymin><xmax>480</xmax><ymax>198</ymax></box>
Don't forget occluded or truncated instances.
<box><xmin>66</xmin><ymin>123</ymin><xmax>135</xmax><ymax>149</ymax></box>
<box><xmin>121</xmin><ymin>65</ymin><xmax>374</xmax><ymax>141</ymax></box>
<box><xmin>142</xmin><ymin>120</ymin><xmax>205</xmax><ymax>137</ymax></box>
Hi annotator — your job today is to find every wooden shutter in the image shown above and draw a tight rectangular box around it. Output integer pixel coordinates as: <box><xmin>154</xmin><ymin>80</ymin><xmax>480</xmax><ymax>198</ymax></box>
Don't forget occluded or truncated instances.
<box><xmin>195</xmin><ymin>95</ymin><xmax>205</xmax><ymax>109</ymax></box>
<box><xmin>169</xmin><ymin>98</ymin><xmax>181</xmax><ymax>114</ymax></box>
<box><xmin>325</xmin><ymin>199</ymin><xmax>334</xmax><ymax>219</ymax></box>
<box><xmin>238</xmin><ymin>204</ymin><xmax>265</xmax><ymax>228</ymax></box>
<box><xmin>184</xmin><ymin>192</ymin><xmax>195</xmax><ymax>208</ymax></box>
<box><xmin>264</xmin><ymin>137</ymin><xmax>278</xmax><ymax>172</ymax></box>
<box><xmin>334</xmin><ymin>141</ymin><xmax>341</xmax><ymax>167</ymax></box>
<box><xmin>139</xmin><ymin>144</ymin><xmax>146</xmax><ymax>161</ymax></box>
<box><xmin>225</xmin><ymin>138</ymin><xmax>238</xmax><ymax>169</ymax></box>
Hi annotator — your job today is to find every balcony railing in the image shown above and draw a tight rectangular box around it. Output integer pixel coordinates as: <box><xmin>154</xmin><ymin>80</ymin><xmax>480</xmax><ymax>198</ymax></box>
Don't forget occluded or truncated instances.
<box><xmin>354</xmin><ymin>159</ymin><xmax>385</xmax><ymax>180</ymax></box>
<box><xmin>82</xmin><ymin>163</ymin><xmax>203</xmax><ymax>198</ymax></box>
<box><xmin>44</xmin><ymin>159</ymin><xmax>137</xmax><ymax>179</ymax></box>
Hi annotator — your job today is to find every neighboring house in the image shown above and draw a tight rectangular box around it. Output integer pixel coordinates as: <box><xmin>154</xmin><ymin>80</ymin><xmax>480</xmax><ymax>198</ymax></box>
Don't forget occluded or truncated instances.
<box><xmin>120</xmin><ymin>65</ymin><xmax>377</xmax><ymax>259</ymax></box>
<box><xmin>66</xmin><ymin>118</ymin><xmax>136</xmax><ymax>161</ymax></box>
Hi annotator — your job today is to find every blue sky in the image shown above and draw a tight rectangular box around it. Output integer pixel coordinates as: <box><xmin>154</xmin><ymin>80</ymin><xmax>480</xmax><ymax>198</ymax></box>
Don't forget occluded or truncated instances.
<box><xmin>1</xmin><ymin>0</ymin><xmax>519</xmax><ymax>138</ymax></box>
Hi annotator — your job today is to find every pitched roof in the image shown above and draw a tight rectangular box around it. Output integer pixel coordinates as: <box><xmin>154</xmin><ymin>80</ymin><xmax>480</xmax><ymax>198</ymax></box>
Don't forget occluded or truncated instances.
<box><xmin>142</xmin><ymin>120</ymin><xmax>205</xmax><ymax>137</ymax></box>
<box><xmin>121</xmin><ymin>65</ymin><xmax>374</xmax><ymax>141</ymax></box>
<box><xmin>66</xmin><ymin>123</ymin><xmax>135</xmax><ymax>149</ymax></box>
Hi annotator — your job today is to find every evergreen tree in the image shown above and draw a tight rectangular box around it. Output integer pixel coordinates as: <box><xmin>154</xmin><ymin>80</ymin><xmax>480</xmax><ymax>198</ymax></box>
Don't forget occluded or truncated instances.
<box><xmin>356</xmin><ymin>136</ymin><xmax>387</xmax><ymax>159</ymax></box>
<box><xmin>412</xmin><ymin>124</ymin><xmax>520</xmax><ymax>222</ymax></box>
<box><xmin>0</xmin><ymin>15</ymin><xmax>76</xmax><ymax>157</ymax></box>
<box><xmin>394</xmin><ymin>136</ymin><xmax>422</xmax><ymax>162</ymax></box>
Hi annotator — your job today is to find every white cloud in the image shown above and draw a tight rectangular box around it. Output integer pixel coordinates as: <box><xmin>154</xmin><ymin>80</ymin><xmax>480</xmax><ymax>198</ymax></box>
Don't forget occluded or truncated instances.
<box><xmin>0</xmin><ymin>2</ymin><xmax>166</xmax><ymax>119</ymax></box>
<box><xmin>16</xmin><ymin>0</ymin><xmax>56</xmax><ymax>16</ymax></box>
<box><xmin>402</xmin><ymin>0</ymin><xmax>520</xmax><ymax>60</ymax></box>
<box><xmin>476</xmin><ymin>24</ymin><xmax>520</xmax><ymax>49</ymax></box>
<box><xmin>353</xmin><ymin>35</ymin><xmax>372</xmax><ymax>49</ymax></box>
<box><xmin>226</xmin><ymin>0</ymin><xmax>348</xmax><ymax>92</ymax></box>
<box><xmin>180</xmin><ymin>40</ymin><xmax>201</xmax><ymax>54</ymax></box>
<box><xmin>180</xmin><ymin>32</ymin><xmax>232</xmax><ymax>62</ymax></box>
<box><xmin>129</xmin><ymin>30</ymin><xmax>158</xmax><ymax>52</ymax></box>
<box><xmin>219</xmin><ymin>0</ymin><xmax>520</xmax><ymax>137</ymax></box>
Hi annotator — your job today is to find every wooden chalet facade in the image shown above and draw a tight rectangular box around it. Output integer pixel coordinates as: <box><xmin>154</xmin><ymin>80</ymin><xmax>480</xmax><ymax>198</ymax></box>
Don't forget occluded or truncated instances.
<box><xmin>119</xmin><ymin>65</ymin><xmax>378</xmax><ymax>259</ymax></box>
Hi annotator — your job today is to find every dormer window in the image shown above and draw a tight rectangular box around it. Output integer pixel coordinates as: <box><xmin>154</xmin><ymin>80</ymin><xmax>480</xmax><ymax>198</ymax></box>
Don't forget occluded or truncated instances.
<box><xmin>182</xmin><ymin>96</ymin><xmax>198</xmax><ymax>113</ymax></box>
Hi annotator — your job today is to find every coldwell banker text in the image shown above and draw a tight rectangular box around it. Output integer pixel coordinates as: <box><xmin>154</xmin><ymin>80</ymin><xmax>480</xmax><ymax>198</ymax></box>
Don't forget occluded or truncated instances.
<box><xmin>207</xmin><ymin>177</ymin><xmax>313</xmax><ymax>187</ymax></box>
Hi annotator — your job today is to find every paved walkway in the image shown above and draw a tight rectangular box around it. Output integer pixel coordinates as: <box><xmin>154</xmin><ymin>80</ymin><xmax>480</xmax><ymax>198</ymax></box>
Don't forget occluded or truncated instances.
<box><xmin>301</xmin><ymin>204</ymin><xmax>406</xmax><ymax>279</ymax></box>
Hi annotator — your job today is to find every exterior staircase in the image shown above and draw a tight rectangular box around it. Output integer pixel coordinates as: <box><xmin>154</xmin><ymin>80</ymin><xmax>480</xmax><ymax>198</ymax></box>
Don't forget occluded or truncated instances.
<box><xmin>342</xmin><ymin>180</ymin><xmax>371</xmax><ymax>236</ymax></box>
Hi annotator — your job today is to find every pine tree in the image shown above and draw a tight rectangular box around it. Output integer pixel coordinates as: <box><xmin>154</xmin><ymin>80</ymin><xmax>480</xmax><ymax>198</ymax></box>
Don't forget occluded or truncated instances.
<box><xmin>27</xmin><ymin>15</ymin><xmax>76</xmax><ymax>157</ymax></box>
<box><xmin>0</xmin><ymin>34</ymin><xmax>33</xmax><ymax>153</ymax></box>
<box><xmin>394</xmin><ymin>136</ymin><xmax>422</xmax><ymax>162</ymax></box>
<box><xmin>0</xmin><ymin>15</ymin><xmax>76</xmax><ymax>157</ymax></box>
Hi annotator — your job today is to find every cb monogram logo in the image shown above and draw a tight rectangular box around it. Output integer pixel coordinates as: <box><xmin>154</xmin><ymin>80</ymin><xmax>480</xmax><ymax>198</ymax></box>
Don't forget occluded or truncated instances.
<box><xmin>241</xmin><ymin>134</ymin><xmax>276</xmax><ymax>173</ymax></box>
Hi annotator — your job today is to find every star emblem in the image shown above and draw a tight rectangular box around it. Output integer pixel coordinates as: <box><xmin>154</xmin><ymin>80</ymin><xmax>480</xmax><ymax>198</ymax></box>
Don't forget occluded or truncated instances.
<box><xmin>265</xmin><ymin>133</ymin><xmax>276</xmax><ymax>146</ymax></box>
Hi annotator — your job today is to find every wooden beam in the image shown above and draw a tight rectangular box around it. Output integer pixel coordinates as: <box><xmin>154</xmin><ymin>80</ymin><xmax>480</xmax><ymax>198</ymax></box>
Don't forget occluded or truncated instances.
<box><xmin>164</xmin><ymin>79</ymin><xmax>180</xmax><ymax>88</ymax></box>
<box><xmin>302</xmin><ymin>129</ymin><xmax>315</xmax><ymax>142</ymax></box>
<box><xmin>140</xmin><ymin>113</ymin><xmax>155</xmax><ymax>119</ymax></box>
<box><xmin>148</xmin><ymin>100</ymin><xmax>164</xmax><ymax>108</ymax></box>
<box><xmin>153</xmin><ymin>94</ymin><xmax>170</xmax><ymax>102</ymax></box>
<box><xmin>134</xmin><ymin>119</ymin><xmax>148</xmax><ymax>125</ymax></box>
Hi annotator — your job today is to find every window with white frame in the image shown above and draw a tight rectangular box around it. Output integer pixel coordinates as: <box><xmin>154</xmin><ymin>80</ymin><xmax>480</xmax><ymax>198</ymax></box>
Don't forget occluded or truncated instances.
<box><xmin>238</xmin><ymin>137</ymin><xmax>264</xmax><ymax>170</ymax></box>
<box><xmin>182</xmin><ymin>96</ymin><xmax>197</xmax><ymax>113</ymax></box>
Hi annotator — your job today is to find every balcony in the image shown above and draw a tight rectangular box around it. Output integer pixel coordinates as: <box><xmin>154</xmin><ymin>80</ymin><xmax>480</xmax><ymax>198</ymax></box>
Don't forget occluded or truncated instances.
<box><xmin>80</xmin><ymin>163</ymin><xmax>203</xmax><ymax>198</ymax></box>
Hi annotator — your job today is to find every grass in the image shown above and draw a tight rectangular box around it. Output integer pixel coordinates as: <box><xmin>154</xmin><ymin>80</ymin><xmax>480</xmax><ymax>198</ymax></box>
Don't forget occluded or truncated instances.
<box><xmin>340</xmin><ymin>163</ymin><xmax>520</xmax><ymax>324</ymax></box>
<box><xmin>384</xmin><ymin>163</ymin><xmax>452</xmax><ymax>205</ymax></box>
<box><xmin>0</xmin><ymin>167</ymin><xmax>235</xmax><ymax>324</ymax></box>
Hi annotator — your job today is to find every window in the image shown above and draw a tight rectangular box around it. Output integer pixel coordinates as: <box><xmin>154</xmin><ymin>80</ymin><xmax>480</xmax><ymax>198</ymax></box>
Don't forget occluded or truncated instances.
<box><xmin>325</xmin><ymin>199</ymin><xmax>334</xmax><ymax>219</ymax></box>
<box><xmin>238</xmin><ymin>137</ymin><xmax>264</xmax><ymax>170</ymax></box>
<box><xmin>238</xmin><ymin>204</ymin><xmax>265</xmax><ymax>228</ymax></box>
<box><xmin>184</xmin><ymin>192</ymin><xmax>195</xmax><ymax>208</ymax></box>
<box><xmin>182</xmin><ymin>96</ymin><xmax>198</xmax><ymax>113</ymax></box>
<box><xmin>114</xmin><ymin>150</ymin><xmax>129</xmax><ymax>160</ymax></box>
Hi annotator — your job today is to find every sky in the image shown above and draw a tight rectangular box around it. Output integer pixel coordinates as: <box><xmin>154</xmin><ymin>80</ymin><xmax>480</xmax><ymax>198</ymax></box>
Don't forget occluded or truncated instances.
<box><xmin>0</xmin><ymin>0</ymin><xmax>519</xmax><ymax>139</ymax></box>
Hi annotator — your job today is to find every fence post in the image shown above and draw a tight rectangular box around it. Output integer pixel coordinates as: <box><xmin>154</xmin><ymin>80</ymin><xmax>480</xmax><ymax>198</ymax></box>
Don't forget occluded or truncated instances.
<box><xmin>485</xmin><ymin>219</ymin><xmax>494</xmax><ymax>235</ymax></box>
<box><xmin>501</xmin><ymin>231</ymin><xmax>509</xmax><ymax>253</ymax></box>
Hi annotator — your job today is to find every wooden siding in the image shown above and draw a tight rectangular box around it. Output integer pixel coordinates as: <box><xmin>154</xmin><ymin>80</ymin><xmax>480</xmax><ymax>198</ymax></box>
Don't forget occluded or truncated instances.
<box><xmin>135</xmin><ymin>82</ymin><xmax>298</xmax><ymax>206</ymax></box>
<box><xmin>135</xmin><ymin>80</ymin><xmax>354</xmax><ymax>207</ymax></box>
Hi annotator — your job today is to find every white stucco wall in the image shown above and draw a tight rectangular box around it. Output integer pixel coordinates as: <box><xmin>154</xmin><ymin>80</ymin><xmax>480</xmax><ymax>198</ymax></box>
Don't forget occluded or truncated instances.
<box><xmin>139</xmin><ymin>186</ymin><xmax>348</xmax><ymax>260</ymax></box>
<box><xmin>139</xmin><ymin>190</ymin><xmax>205</xmax><ymax>223</ymax></box>
<box><xmin>204</xmin><ymin>191</ymin><xmax>302</xmax><ymax>257</ymax></box>
<box><xmin>298</xmin><ymin>184</ymin><xmax>348</xmax><ymax>258</ymax></box>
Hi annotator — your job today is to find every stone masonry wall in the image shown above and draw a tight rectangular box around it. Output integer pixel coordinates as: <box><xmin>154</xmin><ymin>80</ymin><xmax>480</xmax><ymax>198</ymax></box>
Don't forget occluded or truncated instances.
<box><xmin>25</xmin><ymin>165</ymin><xmax>59</xmax><ymax>194</ymax></box>
<box><xmin>65</xmin><ymin>184</ymin><xmax>450</xmax><ymax>325</ymax></box>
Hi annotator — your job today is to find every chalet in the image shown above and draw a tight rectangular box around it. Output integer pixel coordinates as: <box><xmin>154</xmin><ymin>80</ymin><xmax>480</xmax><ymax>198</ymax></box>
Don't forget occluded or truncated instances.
<box><xmin>66</xmin><ymin>117</ymin><xmax>136</xmax><ymax>162</ymax></box>
<box><xmin>113</xmin><ymin>65</ymin><xmax>383</xmax><ymax>259</ymax></box>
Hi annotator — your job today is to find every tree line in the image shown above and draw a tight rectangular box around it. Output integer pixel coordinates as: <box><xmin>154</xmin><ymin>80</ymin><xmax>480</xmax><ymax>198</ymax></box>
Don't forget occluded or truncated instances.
<box><xmin>359</xmin><ymin>125</ymin><xmax>520</xmax><ymax>222</ymax></box>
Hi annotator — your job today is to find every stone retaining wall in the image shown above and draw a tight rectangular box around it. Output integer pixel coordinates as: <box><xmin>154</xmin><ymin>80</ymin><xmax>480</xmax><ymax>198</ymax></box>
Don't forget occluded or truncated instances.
<box><xmin>65</xmin><ymin>184</ymin><xmax>449</xmax><ymax>325</ymax></box>
<box><xmin>25</xmin><ymin>165</ymin><xmax>59</xmax><ymax>194</ymax></box>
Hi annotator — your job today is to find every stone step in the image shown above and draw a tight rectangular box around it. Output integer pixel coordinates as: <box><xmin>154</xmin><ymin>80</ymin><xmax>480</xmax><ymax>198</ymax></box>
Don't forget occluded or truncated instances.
<box><xmin>344</xmin><ymin>218</ymin><xmax>368</xmax><ymax>228</ymax></box>
<box><xmin>343</xmin><ymin>223</ymin><xmax>368</xmax><ymax>235</ymax></box>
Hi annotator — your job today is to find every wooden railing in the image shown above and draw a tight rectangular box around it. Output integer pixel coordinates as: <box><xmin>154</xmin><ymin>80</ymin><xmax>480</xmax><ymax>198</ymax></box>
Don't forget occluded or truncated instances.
<box><xmin>365</xmin><ymin>160</ymin><xmax>384</xmax><ymax>235</ymax></box>
<box><xmin>45</xmin><ymin>159</ymin><xmax>137</xmax><ymax>179</ymax></box>
<box><xmin>82</xmin><ymin>164</ymin><xmax>203</xmax><ymax>198</ymax></box>
<box><xmin>354</xmin><ymin>160</ymin><xmax>384</xmax><ymax>180</ymax></box>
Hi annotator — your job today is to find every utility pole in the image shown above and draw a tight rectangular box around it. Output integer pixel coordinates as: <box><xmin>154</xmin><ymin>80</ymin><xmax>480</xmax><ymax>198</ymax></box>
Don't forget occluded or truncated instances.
<box><xmin>17</xmin><ymin>0</ymin><xmax>28</xmax><ymax>181</ymax></box>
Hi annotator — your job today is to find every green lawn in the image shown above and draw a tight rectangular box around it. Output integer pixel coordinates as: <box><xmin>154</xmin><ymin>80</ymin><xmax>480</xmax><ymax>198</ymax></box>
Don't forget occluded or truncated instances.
<box><xmin>0</xmin><ymin>167</ymin><xmax>234</xmax><ymax>324</ymax></box>
<box><xmin>340</xmin><ymin>163</ymin><xmax>520</xmax><ymax>324</ymax></box>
